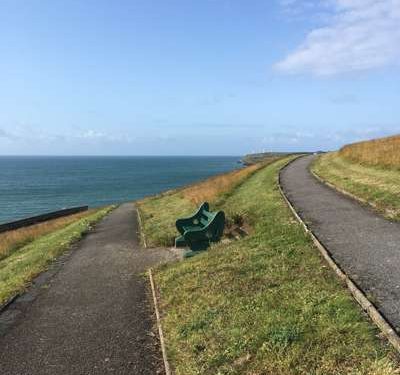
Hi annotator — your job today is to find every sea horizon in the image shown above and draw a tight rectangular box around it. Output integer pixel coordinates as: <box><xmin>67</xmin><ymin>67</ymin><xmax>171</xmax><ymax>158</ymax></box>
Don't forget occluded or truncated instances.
<box><xmin>0</xmin><ymin>154</ymin><xmax>241</xmax><ymax>158</ymax></box>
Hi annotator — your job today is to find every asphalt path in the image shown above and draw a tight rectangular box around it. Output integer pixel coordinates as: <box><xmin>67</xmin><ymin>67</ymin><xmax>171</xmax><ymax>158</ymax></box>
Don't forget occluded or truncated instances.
<box><xmin>0</xmin><ymin>203</ymin><xmax>175</xmax><ymax>375</ymax></box>
<box><xmin>280</xmin><ymin>155</ymin><xmax>400</xmax><ymax>332</ymax></box>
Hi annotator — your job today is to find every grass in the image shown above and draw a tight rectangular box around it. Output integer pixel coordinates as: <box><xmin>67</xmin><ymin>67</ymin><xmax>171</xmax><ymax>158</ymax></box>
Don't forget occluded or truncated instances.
<box><xmin>0</xmin><ymin>209</ymin><xmax>99</xmax><ymax>261</ymax></box>
<box><xmin>139</xmin><ymin>157</ymin><xmax>399</xmax><ymax>374</ymax></box>
<box><xmin>137</xmin><ymin>161</ymin><xmax>274</xmax><ymax>247</ymax></box>
<box><xmin>312</xmin><ymin>152</ymin><xmax>400</xmax><ymax>220</ymax></box>
<box><xmin>0</xmin><ymin>206</ymin><xmax>114</xmax><ymax>305</ymax></box>
<box><xmin>340</xmin><ymin>134</ymin><xmax>400</xmax><ymax>169</ymax></box>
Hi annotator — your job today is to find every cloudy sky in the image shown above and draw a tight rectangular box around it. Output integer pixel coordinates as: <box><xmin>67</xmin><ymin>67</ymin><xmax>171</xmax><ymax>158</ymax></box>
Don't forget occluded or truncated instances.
<box><xmin>0</xmin><ymin>0</ymin><xmax>399</xmax><ymax>155</ymax></box>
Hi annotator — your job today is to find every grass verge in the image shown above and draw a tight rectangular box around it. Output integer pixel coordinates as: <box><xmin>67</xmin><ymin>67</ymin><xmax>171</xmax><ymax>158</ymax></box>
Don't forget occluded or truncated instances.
<box><xmin>142</xmin><ymin>157</ymin><xmax>398</xmax><ymax>374</ymax></box>
<box><xmin>0</xmin><ymin>209</ymin><xmax>100</xmax><ymax>261</ymax></box>
<box><xmin>0</xmin><ymin>205</ymin><xmax>114</xmax><ymax>305</ymax></box>
<box><xmin>312</xmin><ymin>152</ymin><xmax>400</xmax><ymax>220</ymax></box>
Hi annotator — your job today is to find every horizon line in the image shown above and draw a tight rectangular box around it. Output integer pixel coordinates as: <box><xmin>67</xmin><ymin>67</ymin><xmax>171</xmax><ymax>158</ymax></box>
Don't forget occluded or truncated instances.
<box><xmin>0</xmin><ymin>154</ymin><xmax>244</xmax><ymax>158</ymax></box>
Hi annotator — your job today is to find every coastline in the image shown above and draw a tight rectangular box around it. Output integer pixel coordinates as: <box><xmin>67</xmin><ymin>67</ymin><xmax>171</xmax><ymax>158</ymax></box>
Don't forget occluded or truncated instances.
<box><xmin>0</xmin><ymin>156</ymin><xmax>240</xmax><ymax>224</ymax></box>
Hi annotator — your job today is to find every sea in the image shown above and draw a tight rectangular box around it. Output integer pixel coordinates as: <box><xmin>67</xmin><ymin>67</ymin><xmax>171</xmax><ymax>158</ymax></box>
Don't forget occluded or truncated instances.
<box><xmin>0</xmin><ymin>156</ymin><xmax>240</xmax><ymax>224</ymax></box>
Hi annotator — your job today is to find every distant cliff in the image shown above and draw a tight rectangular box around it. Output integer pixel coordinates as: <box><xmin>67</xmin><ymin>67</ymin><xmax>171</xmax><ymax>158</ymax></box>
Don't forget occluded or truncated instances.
<box><xmin>241</xmin><ymin>152</ymin><xmax>308</xmax><ymax>166</ymax></box>
<box><xmin>240</xmin><ymin>151</ymin><xmax>324</xmax><ymax>165</ymax></box>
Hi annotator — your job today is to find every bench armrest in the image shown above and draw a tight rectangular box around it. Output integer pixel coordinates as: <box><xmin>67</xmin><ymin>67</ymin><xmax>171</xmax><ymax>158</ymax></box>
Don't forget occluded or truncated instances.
<box><xmin>175</xmin><ymin>202</ymin><xmax>209</xmax><ymax>235</ymax></box>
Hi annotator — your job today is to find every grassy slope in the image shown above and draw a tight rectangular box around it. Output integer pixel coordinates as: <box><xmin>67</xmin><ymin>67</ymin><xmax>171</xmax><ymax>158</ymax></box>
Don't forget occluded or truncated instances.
<box><xmin>136</xmin><ymin>162</ymin><xmax>264</xmax><ymax>247</ymax></box>
<box><xmin>0</xmin><ymin>206</ymin><xmax>114</xmax><ymax>305</ymax></box>
<box><xmin>138</xmin><ymin>192</ymin><xmax>194</xmax><ymax>247</ymax></box>
<box><xmin>312</xmin><ymin>152</ymin><xmax>400</xmax><ymax>220</ymax></box>
<box><xmin>340</xmin><ymin>135</ymin><xmax>400</xmax><ymax>169</ymax></box>
<box><xmin>142</xmin><ymin>158</ymin><xmax>398</xmax><ymax>374</ymax></box>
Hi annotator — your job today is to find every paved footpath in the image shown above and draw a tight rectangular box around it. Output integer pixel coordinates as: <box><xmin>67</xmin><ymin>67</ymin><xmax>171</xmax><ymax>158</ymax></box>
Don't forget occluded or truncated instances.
<box><xmin>281</xmin><ymin>155</ymin><xmax>400</xmax><ymax>332</ymax></box>
<box><xmin>0</xmin><ymin>203</ymin><xmax>175</xmax><ymax>375</ymax></box>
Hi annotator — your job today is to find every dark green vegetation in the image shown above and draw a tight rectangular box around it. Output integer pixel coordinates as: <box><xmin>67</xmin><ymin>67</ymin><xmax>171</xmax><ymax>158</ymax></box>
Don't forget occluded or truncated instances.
<box><xmin>140</xmin><ymin>158</ymin><xmax>398</xmax><ymax>374</ymax></box>
<box><xmin>312</xmin><ymin>152</ymin><xmax>400</xmax><ymax>221</ymax></box>
<box><xmin>0</xmin><ymin>206</ymin><xmax>114</xmax><ymax>305</ymax></box>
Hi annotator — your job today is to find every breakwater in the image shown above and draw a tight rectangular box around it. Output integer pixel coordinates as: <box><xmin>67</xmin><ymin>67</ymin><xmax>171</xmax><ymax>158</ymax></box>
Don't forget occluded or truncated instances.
<box><xmin>0</xmin><ymin>206</ymin><xmax>88</xmax><ymax>233</ymax></box>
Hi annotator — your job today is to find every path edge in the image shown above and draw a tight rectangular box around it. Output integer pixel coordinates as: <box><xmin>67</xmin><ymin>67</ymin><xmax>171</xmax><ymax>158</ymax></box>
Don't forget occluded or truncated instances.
<box><xmin>309</xmin><ymin>158</ymin><xmax>386</xmax><ymax>214</ymax></box>
<box><xmin>278</xmin><ymin>156</ymin><xmax>400</xmax><ymax>353</ymax></box>
<box><xmin>148</xmin><ymin>268</ymin><xmax>172</xmax><ymax>375</ymax></box>
<box><xmin>136</xmin><ymin>206</ymin><xmax>147</xmax><ymax>248</ymax></box>
<box><xmin>309</xmin><ymin>162</ymin><xmax>400</xmax><ymax>222</ymax></box>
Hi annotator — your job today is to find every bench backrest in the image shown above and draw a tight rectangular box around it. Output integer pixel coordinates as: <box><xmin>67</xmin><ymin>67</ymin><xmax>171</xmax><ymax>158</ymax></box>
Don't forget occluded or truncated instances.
<box><xmin>176</xmin><ymin>201</ymin><xmax>225</xmax><ymax>237</ymax></box>
<box><xmin>175</xmin><ymin>202</ymin><xmax>225</xmax><ymax>249</ymax></box>
<box><xmin>199</xmin><ymin>210</ymin><xmax>215</xmax><ymax>227</ymax></box>
<box><xmin>198</xmin><ymin>208</ymin><xmax>224</xmax><ymax>237</ymax></box>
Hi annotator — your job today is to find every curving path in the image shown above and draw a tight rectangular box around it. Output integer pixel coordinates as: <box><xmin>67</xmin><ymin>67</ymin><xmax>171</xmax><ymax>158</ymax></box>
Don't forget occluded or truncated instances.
<box><xmin>280</xmin><ymin>155</ymin><xmax>400</xmax><ymax>332</ymax></box>
<box><xmin>0</xmin><ymin>203</ymin><xmax>175</xmax><ymax>375</ymax></box>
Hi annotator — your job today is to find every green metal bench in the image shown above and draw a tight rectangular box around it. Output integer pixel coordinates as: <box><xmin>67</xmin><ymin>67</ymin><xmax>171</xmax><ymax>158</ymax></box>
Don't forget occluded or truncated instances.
<box><xmin>175</xmin><ymin>202</ymin><xmax>225</xmax><ymax>252</ymax></box>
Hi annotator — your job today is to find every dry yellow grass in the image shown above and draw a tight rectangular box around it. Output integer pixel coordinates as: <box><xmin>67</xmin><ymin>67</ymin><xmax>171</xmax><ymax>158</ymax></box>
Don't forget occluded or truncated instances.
<box><xmin>182</xmin><ymin>160</ymin><xmax>277</xmax><ymax>205</ymax></box>
<box><xmin>340</xmin><ymin>134</ymin><xmax>400</xmax><ymax>168</ymax></box>
<box><xmin>0</xmin><ymin>210</ymin><xmax>96</xmax><ymax>261</ymax></box>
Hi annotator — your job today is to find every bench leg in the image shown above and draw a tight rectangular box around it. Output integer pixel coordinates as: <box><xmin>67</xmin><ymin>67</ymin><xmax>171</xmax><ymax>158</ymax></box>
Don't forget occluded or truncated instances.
<box><xmin>175</xmin><ymin>235</ymin><xmax>188</xmax><ymax>248</ymax></box>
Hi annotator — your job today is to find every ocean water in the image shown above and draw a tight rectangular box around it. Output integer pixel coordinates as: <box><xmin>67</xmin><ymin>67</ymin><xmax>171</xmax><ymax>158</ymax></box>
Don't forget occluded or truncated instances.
<box><xmin>0</xmin><ymin>156</ymin><xmax>240</xmax><ymax>224</ymax></box>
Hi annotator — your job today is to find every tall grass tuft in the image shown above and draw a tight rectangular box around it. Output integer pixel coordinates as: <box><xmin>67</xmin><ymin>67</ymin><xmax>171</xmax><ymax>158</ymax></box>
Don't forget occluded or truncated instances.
<box><xmin>182</xmin><ymin>164</ymin><xmax>260</xmax><ymax>204</ymax></box>
<box><xmin>340</xmin><ymin>134</ymin><xmax>400</xmax><ymax>168</ymax></box>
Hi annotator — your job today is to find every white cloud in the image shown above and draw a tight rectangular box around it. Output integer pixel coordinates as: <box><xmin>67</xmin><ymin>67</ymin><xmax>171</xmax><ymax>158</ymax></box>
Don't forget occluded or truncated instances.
<box><xmin>79</xmin><ymin>129</ymin><xmax>106</xmax><ymax>139</ymax></box>
<box><xmin>260</xmin><ymin>124</ymin><xmax>400</xmax><ymax>151</ymax></box>
<box><xmin>0</xmin><ymin>126</ymin><xmax>134</xmax><ymax>145</ymax></box>
<box><xmin>0</xmin><ymin>128</ymin><xmax>18</xmax><ymax>141</ymax></box>
<box><xmin>0</xmin><ymin>129</ymin><xmax>9</xmax><ymax>138</ymax></box>
<box><xmin>72</xmin><ymin>129</ymin><xmax>135</xmax><ymax>143</ymax></box>
<box><xmin>275</xmin><ymin>0</ymin><xmax>400</xmax><ymax>75</ymax></box>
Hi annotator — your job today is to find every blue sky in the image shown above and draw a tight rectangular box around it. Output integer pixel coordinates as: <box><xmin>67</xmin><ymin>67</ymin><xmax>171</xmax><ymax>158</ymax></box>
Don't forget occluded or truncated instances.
<box><xmin>0</xmin><ymin>0</ymin><xmax>399</xmax><ymax>155</ymax></box>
